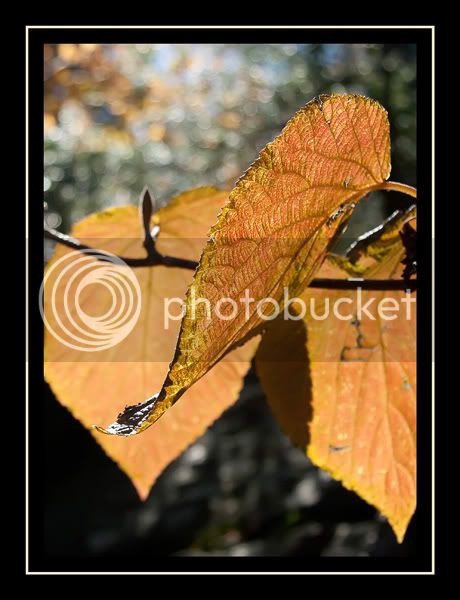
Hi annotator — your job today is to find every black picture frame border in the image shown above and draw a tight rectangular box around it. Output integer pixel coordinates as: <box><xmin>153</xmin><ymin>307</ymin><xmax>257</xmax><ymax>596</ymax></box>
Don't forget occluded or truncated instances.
<box><xmin>27</xmin><ymin>25</ymin><xmax>434</xmax><ymax>574</ymax></box>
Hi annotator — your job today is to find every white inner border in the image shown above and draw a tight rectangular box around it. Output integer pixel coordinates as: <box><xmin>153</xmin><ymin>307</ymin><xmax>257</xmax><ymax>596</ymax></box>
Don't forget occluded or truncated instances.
<box><xmin>28</xmin><ymin>25</ymin><xmax>435</xmax><ymax>575</ymax></box>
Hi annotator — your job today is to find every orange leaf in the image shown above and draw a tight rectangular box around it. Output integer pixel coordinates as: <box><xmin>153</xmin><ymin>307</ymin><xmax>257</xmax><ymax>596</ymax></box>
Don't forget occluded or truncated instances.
<box><xmin>256</xmin><ymin>207</ymin><xmax>416</xmax><ymax>541</ymax></box>
<box><xmin>99</xmin><ymin>93</ymin><xmax>393</xmax><ymax>436</ymax></box>
<box><xmin>44</xmin><ymin>187</ymin><xmax>258</xmax><ymax>499</ymax></box>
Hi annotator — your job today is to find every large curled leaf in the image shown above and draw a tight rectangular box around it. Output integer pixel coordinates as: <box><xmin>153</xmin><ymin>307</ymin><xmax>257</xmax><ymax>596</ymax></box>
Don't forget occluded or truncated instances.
<box><xmin>256</xmin><ymin>207</ymin><xmax>416</xmax><ymax>541</ymax></box>
<box><xmin>100</xmin><ymin>93</ymin><xmax>392</xmax><ymax>436</ymax></box>
<box><xmin>44</xmin><ymin>188</ymin><xmax>258</xmax><ymax>498</ymax></box>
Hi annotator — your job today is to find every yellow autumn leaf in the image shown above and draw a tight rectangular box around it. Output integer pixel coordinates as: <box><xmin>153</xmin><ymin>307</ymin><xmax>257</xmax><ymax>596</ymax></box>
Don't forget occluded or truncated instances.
<box><xmin>99</xmin><ymin>94</ymin><xmax>394</xmax><ymax>436</ymax></box>
<box><xmin>256</xmin><ymin>207</ymin><xmax>416</xmax><ymax>541</ymax></box>
<box><xmin>44</xmin><ymin>187</ymin><xmax>258</xmax><ymax>499</ymax></box>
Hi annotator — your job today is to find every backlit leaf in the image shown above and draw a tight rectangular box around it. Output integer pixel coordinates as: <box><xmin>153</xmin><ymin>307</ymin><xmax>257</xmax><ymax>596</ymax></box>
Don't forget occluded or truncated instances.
<box><xmin>100</xmin><ymin>94</ymin><xmax>393</xmax><ymax>436</ymax></box>
<box><xmin>256</xmin><ymin>207</ymin><xmax>416</xmax><ymax>541</ymax></box>
<box><xmin>44</xmin><ymin>187</ymin><xmax>258</xmax><ymax>499</ymax></box>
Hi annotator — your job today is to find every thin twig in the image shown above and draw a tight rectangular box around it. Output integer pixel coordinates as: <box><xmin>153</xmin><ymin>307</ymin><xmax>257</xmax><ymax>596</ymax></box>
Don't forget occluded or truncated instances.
<box><xmin>44</xmin><ymin>186</ymin><xmax>417</xmax><ymax>291</ymax></box>
<box><xmin>44</xmin><ymin>227</ymin><xmax>198</xmax><ymax>270</ymax></box>
<box><xmin>308</xmin><ymin>278</ymin><xmax>416</xmax><ymax>291</ymax></box>
<box><xmin>44</xmin><ymin>228</ymin><xmax>416</xmax><ymax>291</ymax></box>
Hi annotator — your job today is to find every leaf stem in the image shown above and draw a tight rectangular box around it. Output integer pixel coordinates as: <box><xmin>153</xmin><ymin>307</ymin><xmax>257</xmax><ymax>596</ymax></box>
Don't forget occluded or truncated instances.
<box><xmin>377</xmin><ymin>181</ymin><xmax>417</xmax><ymax>199</ymax></box>
<box><xmin>309</xmin><ymin>278</ymin><xmax>416</xmax><ymax>291</ymax></box>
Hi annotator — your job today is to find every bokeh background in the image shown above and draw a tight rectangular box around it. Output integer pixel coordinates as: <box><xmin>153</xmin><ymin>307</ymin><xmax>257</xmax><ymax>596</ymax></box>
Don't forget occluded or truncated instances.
<box><xmin>44</xmin><ymin>43</ymin><xmax>416</xmax><ymax>559</ymax></box>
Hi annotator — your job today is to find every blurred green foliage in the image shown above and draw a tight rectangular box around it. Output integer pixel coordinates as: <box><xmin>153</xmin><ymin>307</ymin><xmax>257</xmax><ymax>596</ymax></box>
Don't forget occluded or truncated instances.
<box><xmin>44</xmin><ymin>43</ymin><xmax>416</xmax><ymax>235</ymax></box>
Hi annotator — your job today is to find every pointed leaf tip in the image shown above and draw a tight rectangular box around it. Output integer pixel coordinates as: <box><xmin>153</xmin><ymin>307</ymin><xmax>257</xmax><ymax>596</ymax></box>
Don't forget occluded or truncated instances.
<box><xmin>96</xmin><ymin>394</ymin><xmax>160</xmax><ymax>436</ymax></box>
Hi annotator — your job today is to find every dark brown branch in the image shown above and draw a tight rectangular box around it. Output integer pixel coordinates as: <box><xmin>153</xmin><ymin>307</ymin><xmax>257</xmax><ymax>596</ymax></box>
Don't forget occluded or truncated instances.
<box><xmin>44</xmin><ymin>227</ymin><xmax>199</xmax><ymax>270</ymax></box>
<box><xmin>308</xmin><ymin>278</ymin><xmax>416</xmax><ymax>291</ymax></box>
<box><xmin>44</xmin><ymin>227</ymin><xmax>416</xmax><ymax>291</ymax></box>
<box><xmin>44</xmin><ymin>186</ymin><xmax>416</xmax><ymax>291</ymax></box>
